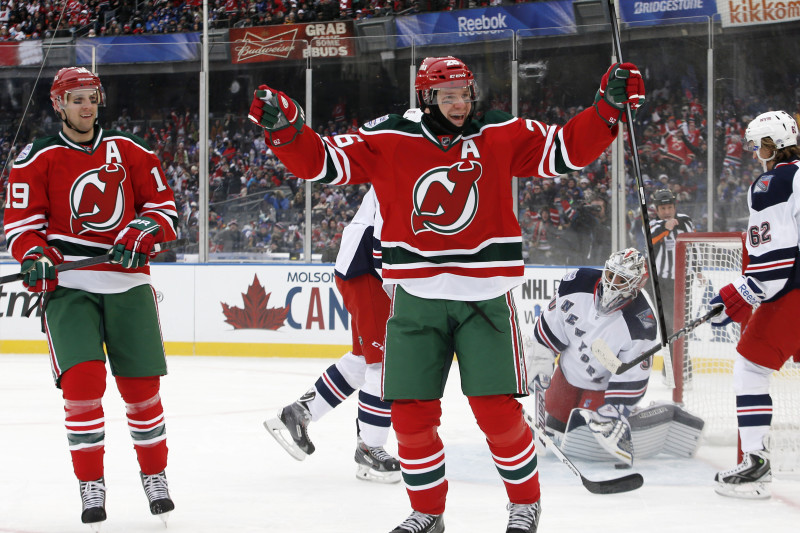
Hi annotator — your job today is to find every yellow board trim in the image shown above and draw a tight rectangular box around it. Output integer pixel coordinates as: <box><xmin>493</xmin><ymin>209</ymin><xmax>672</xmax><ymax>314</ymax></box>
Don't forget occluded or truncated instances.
<box><xmin>0</xmin><ymin>340</ymin><xmax>350</xmax><ymax>358</ymax></box>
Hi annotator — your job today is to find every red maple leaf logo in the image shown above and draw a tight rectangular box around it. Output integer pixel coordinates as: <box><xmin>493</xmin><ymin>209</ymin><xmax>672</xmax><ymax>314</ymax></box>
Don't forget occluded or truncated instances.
<box><xmin>221</xmin><ymin>274</ymin><xmax>289</xmax><ymax>330</ymax></box>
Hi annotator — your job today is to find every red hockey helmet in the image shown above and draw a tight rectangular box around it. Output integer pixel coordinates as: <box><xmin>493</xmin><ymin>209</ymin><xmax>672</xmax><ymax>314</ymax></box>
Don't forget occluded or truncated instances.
<box><xmin>50</xmin><ymin>67</ymin><xmax>106</xmax><ymax>115</ymax></box>
<box><xmin>415</xmin><ymin>56</ymin><xmax>478</xmax><ymax>107</ymax></box>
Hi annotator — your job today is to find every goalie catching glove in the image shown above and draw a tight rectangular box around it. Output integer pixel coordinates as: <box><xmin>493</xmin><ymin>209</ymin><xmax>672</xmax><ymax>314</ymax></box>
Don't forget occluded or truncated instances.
<box><xmin>248</xmin><ymin>85</ymin><xmax>305</xmax><ymax>146</ymax></box>
<box><xmin>112</xmin><ymin>217</ymin><xmax>161</xmax><ymax>269</ymax></box>
<box><xmin>526</xmin><ymin>338</ymin><xmax>556</xmax><ymax>389</ymax></box>
<box><xmin>709</xmin><ymin>276</ymin><xmax>765</xmax><ymax>327</ymax></box>
<box><xmin>20</xmin><ymin>246</ymin><xmax>64</xmax><ymax>293</ymax></box>
<box><xmin>593</xmin><ymin>62</ymin><xmax>645</xmax><ymax>127</ymax></box>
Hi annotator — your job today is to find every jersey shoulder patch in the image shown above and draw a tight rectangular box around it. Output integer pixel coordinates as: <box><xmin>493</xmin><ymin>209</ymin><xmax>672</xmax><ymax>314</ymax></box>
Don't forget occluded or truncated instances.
<box><xmin>558</xmin><ymin>268</ymin><xmax>601</xmax><ymax>297</ymax></box>
<box><xmin>621</xmin><ymin>295</ymin><xmax>658</xmax><ymax>341</ymax></box>
<box><xmin>749</xmin><ymin>163</ymin><xmax>798</xmax><ymax>211</ymax></box>
<box><xmin>13</xmin><ymin>135</ymin><xmax>60</xmax><ymax>165</ymax></box>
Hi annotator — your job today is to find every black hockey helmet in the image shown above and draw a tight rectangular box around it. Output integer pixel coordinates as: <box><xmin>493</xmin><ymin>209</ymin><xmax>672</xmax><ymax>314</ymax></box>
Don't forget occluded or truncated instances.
<box><xmin>652</xmin><ymin>188</ymin><xmax>676</xmax><ymax>206</ymax></box>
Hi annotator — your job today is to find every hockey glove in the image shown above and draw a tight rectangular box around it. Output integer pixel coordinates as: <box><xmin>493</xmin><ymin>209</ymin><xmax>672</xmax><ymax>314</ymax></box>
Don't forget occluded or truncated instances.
<box><xmin>248</xmin><ymin>85</ymin><xmax>305</xmax><ymax>147</ymax></box>
<box><xmin>111</xmin><ymin>217</ymin><xmax>161</xmax><ymax>269</ymax></box>
<box><xmin>584</xmin><ymin>404</ymin><xmax>633</xmax><ymax>465</ymax></box>
<box><xmin>709</xmin><ymin>276</ymin><xmax>764</xmax><ymax>326</ymax></box>
<box><xmin>593</xmin><ymin>62</ymin><xmax>645</xmax><ymax>127</ymax></box>
<box><xmin>526</xmin><ymin>338</ymin><xmax>556</xmax><ymax>390</ymax></box>
<box><xmin>20</xmin><ymin>246</ymin><xmax>64</xmax><ymax>293</ymax></box>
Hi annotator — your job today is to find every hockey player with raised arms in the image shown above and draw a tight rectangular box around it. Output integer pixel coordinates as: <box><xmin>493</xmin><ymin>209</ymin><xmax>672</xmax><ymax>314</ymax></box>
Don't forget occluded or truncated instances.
<box><xmin>709</xmin><ymin>110</ymin><xmax>800</xmax><ymax>499</ymax></box>
<box><xmin>264</xmin><ymin>184</ymin><xmax>402</xmax><ymax>483</ymax></box>
<box><xmin>248</xmin><ymin>56</ymin><xmax>645</xmax><ymax>533</ymax></box>
<box><xmin>3</xmin><ymin>67</ymin><xmax>178</xmax><ymax>529</ymax></box>
<box><xmin>528</xmin><ymin>248</ymin><xmax>659</xmax><ymax>464</ymax></box>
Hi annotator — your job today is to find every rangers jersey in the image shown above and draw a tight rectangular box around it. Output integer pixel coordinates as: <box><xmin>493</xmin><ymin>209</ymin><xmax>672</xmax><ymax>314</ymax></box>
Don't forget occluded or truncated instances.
<box><xmin>271</xmin><ymin>107</ymin><xmax>615</xmax><ymax>301</ymax></box>
<box><xmin>3</xmin><ymin>128</ymin><xmax>178</xmax><ymax>294</ymax></box>
<box><xmin>649</xmin><ymin>213</ymin><xmax>696</xmax><ymax>280</ymax></box>
<box><xmin>744</xmin><ymin>157</ymin><xmax>800</xmax><ymax>302</ymax></box>
<box><xmin>334</xmin><ymin>186</ymin><xmax>383</xmax><ymax>281</ymax></box>
<box><xmin>533</xmin><ymin>268</ymin><xmax>658</xmax><ymax>406</ymax></box>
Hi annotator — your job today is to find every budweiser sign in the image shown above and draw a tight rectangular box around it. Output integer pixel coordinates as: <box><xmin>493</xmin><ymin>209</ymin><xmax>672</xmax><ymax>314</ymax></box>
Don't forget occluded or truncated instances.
<box><xmin>230</xmin><ymin>22</ymin><xmax>357</xmax><ymax>64</ymax></box>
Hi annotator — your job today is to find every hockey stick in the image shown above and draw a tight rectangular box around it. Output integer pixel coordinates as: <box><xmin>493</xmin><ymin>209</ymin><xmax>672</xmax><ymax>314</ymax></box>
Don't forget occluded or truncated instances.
<box><xmin>0</xmin><ymin>238</ymin><xmax>188</xmax><ymax>286</ymax></box>
<box><xmin>603</xmin><ymin>0</ymin><xmax>674</xmax><ymax>387</ymax></box>
<box><xmin>590</xmin><ymin>306</ymin><xmax>723</xmax><ymax>375</ymax></box>
<box><xmin>524</xmin><ymin>410</ymin><xmax>644</xmax><ymax>494</ymax></box>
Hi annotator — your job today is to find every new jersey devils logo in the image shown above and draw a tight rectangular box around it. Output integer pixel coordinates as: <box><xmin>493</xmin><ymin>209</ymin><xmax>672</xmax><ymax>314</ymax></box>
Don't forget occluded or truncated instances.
<box><xmin>69</xmin><ymin>163</ymin><xmax>127</xmax><ymax>234</ymax></box>
<box><xmin>411</xmin><ymin>160</ymin><xmax>482</xmax><ymax>234</ymax></box>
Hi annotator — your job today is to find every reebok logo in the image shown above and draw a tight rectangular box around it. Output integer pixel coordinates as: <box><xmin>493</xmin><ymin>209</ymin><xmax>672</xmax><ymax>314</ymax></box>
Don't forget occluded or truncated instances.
<box><xmin>457</xmin><ymin>14</ymin><xmax>508</xmax><ymax>35</ymax></box>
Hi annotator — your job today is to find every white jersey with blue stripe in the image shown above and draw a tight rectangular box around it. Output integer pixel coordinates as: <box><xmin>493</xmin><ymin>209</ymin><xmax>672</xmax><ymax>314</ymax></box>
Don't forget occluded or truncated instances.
<box><xmin>744</xmin><ymin>158</ymin><xmax>800</xmax><ymax>302</ymax></box>
<box><xmin>533</xmin><ymin>268</ymin><xmax>658</xmax><ymax>405</ymax></box>
<box><xmin>334</xmin><ymin>186</ymin><xmax>383</xmax><ymax>280</ymax></box>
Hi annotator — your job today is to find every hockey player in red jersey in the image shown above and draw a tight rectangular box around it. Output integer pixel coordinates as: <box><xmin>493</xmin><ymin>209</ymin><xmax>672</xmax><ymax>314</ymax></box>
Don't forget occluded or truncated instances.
<box><xmin>3</xmin><ymin>67</ymin><xmax>178</xmax><ymax>529</ymax></box>
<box><xmin>248</xmin><ymin>56</ymin><xmax>645</xmax><ymax>533</ymax></box>
<box><xmin>710</xmin><ymin>110</ymin><xmax>800</xmax><ymax>499</ymax></box>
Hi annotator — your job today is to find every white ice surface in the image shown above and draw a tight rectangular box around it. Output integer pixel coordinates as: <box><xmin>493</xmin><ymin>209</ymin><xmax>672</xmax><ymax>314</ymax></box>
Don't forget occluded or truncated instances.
<box><xmin>0</xmin><ymin>354</ymin><xmax>798</xmax><ymax>533</ymax></box>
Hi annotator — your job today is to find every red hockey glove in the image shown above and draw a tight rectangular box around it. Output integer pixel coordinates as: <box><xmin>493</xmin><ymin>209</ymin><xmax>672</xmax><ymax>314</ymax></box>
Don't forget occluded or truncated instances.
<box><xmin>248</xmin><ymin>84</ymin><xmax>305</xmax><ymax>147</ymax></box>
<box><xmin>709</xmin><ymin>277</ymin><xmax>764</xmax><ymax>326</ymax></box>
<box><xmin>20</xmin><ymin>246</ymin><xmax>64</xmax><ymax>293</ymax></box>
<box><xmin>111</xmin><ymin>217</ymin><xmax>161</xmax><ymax>269</ymax></box>
<box><xmin>593</xmin><ymin>62</ymin><xmax>645</xmax><ymax>127</ymax></box>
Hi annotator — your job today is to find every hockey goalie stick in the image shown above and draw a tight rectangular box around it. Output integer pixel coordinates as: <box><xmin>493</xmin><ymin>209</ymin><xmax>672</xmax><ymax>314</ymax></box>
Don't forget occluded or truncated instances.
<box><xmin>602</xmin><ymin>0</ymin><xmax>674</xmax><ymax>388</ymax></box>
<box><xmin>523</xmin><ymin>410</ymin><xmax>644</xmax><ymax>494</ymax></box>
<box><xmin>0</xmin><ymin>238</ymin><xmax>188</xmax><ymax>286</ymax></box>
<box><xmin>590</xmin><ymin>306</ymin><xmax>723</xmax><ymax>375</ymax></box>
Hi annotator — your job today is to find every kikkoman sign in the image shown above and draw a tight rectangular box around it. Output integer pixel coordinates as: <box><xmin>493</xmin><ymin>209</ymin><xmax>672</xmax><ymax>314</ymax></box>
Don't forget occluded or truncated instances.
<box><xmin>718</xmin><ymin>0</ymin><xmax>800</xmax><ymax>26</ymax></box>
<box><xmin>230</xmin><ymin>22</ymin><xmax>356</xmax><ymax>63</ymax></box>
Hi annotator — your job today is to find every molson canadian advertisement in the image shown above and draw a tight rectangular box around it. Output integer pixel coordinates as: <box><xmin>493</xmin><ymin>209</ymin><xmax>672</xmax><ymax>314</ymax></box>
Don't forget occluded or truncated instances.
<box><xmin>0</xmin><ymin>263</ymin><xmax>569</xmax><ymax>357</ymax></box>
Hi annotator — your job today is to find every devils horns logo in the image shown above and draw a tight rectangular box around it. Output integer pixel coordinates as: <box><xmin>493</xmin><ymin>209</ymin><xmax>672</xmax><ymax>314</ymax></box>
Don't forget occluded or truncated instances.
<box><xmin>69</xmin><ymin>163</ymin><xmax>127</xmax><ymax>234</ymax></box>
<box><xmin>411</xmin><ymin>161</ymin><xmax>482</xmax><ymax>234</ymax></box>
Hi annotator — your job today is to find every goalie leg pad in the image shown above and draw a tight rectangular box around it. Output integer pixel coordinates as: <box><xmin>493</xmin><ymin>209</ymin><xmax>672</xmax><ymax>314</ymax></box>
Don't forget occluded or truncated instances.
<box><xmin>581</xmin><ymin>406</ymin><xmax>633</xmax><ymax>465</ymax></box>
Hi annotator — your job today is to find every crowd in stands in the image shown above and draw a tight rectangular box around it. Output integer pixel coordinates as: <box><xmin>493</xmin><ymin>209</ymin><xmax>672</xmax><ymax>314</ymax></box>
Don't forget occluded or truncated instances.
<box><xmin>0</xmin><ymin>0</ymin><xmax>512</xmax><ymax>40</ymax></box>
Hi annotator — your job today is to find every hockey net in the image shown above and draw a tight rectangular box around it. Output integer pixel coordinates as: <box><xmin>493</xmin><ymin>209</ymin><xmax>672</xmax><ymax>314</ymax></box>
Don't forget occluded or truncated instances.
<box><xmin>673</xmin><ymin>232</ymin><xmax>800</xmax><ymax>474</ymax></box>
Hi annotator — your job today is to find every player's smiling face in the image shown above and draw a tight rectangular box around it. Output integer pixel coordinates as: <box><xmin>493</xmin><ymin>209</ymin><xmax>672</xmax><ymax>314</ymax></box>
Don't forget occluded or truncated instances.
<box><xmin>63</xmin><ymin>89</ymin><xmax>98</xmax><ymax>132</ymax></box>
<box><xmin>436</xmin><ymin>87</ymin><xmax>472</xmax><ymax>128</ymax></box>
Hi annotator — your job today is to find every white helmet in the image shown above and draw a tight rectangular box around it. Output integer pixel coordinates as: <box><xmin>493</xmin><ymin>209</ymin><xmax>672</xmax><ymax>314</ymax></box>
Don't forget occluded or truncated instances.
<box><xmin>745</xmin><ymin>110</ymin><xmax>798</xmax><ymax>152</ymax></box>
<box><xmin>596</xmin><ymin>248</ymin><xmax>648</xmax><ymax>315</ymax></box>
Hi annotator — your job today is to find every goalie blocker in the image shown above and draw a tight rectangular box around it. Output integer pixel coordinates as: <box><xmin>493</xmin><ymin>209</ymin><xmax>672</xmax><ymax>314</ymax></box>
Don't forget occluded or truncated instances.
<box><xmin>555</xmin><ymin>402</ymin><xmax>704</xmax><ymax>463</ymax></box>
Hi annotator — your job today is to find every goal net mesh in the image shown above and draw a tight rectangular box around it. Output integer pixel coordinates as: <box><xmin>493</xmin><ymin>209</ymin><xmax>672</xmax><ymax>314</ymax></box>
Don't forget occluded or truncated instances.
<box><xmin>673</xmin><ymin>232</ymin><xmax>800</xmax><ymax>474</ymax></box>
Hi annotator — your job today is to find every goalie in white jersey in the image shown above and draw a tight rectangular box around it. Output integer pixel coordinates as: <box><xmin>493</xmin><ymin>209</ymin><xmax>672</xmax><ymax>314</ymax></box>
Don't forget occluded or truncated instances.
<box><xmin>528</xmin><ymin>248</ymin><xmax>659</xmax><ymax>464</ymax></box>
<box><xmin>710</xmin><ymin>110</ymin><xmax>800</xmax><ymax>499</ymax></box>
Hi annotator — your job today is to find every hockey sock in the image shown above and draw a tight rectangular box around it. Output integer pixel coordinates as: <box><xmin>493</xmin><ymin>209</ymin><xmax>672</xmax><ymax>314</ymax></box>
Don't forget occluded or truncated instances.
<box><xmin>736</xmin><ymin>394</ymin><xmax>772</xmax><ymax>454</ymax></box>
<box><xmin>393</xmin><ymin>399</ymin><xmax>447</xmax><ymax>515</ymax></box>
<box><xmin>358</xmin><ymin>362</ymin><xmax>392</xmax><ymax>447</ymax></box>
<box><xmin>306</xmin><ymin>352</ymin><xmax>365</xmax><ymax>421</ymax></box>
<box><xmin>61</xmin><ymin>360</ymin><xmax>107</xmax><ymax>481</ymax></box>
<box><xmin>469</xmin><ymin>394</ymin><xmax>541</xmax><ymax>504</ymax></box>
<box><xmin>115</xmin><ymin>375</ymin><xmax>168</xmax><ymax>475</ymax></box>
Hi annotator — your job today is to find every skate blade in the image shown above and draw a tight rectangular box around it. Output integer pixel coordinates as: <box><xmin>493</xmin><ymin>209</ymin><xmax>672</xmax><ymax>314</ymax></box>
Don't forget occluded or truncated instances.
<box><xmin>89</xmin><ymin>523</ymin><xmax>102</xmax><ymax>533</ymax></box>
<box><xmin>158</xmin><ymin>511</ymin><xmax>171</xmax><ymax>527</ymax></box>
<box><xmin>356</xmin><ymin>464</ymin><xmax>402</xmax><ymax>484</ymax></box>
<box><xmin>714</xmin><ymin>481</ymin><xmax>771</xmax><ymax>500</ymax></box>
<box><xmin>263</xmin><ymin>418</ymin><xmax>307</xmax><ymax>461</ymax></box>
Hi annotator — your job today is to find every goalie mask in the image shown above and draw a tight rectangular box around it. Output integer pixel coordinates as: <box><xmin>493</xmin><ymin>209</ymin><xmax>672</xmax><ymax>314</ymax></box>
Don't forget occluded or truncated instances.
<box><xmin>745</xmin><ymin>110</ymin><xmax>799</xmax><ymax>171</ymax></box>
<box><xmin>415</xmin><ymin>56</ymin><xmax>478</xmax><ymax>135</ymax></box>
<box><xmin>596</xmin><ymin>248</ymin><xmax>648</xmax><ymax>316</ymax></box>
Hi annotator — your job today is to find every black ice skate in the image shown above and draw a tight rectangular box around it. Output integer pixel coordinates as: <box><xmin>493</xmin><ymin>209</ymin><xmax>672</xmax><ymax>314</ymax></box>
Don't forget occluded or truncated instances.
<box><xmin>355</xmin><ymin>434</ymin><xmax>402</xmax><ymax>484</ymax></box>
<box><xmin>79</xmin><ymin>478</ymin><xmax>106</xmax><ymax>532</ymax></box>
<box><xmin>140</xmin><ymin>470</ymin><xmax>175</xmax><ymax>524</ymax></box>
<box><xmin>263</xmin><ymin>394</ymin><xmax>315</xmax><ymax>461</ymax></box>
<box><xmin>506</xmin><ymin>501</ymin><xmax>541</xmax><ymax>533</ymax></box>
<box><xmin>389</xmin><ymin>510</ymin><xmax>445</xmax><ymax>533</ymax></box>
<box><xmin>714</xmin><ymin>450</ymin><xmax>772</xmax><ymax>499</ymax></box>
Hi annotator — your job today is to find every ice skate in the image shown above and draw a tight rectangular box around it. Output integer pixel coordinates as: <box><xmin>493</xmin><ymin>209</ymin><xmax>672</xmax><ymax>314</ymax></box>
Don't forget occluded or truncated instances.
<box><xmin>506</xmin><ymin>501</ymin><xmax>541</xmax><ymax>533</ymax></box>
<box><xmin>714</xmin><ymin>450</ymin><xmax>772</xmax><ymax>499</ymax></box>
<box><xmin>354</xmin><ymin>435</ymin><xmax>401</xmax><ymax>484</ymax></box>
<box><xmin>264</xmin><ymin>396</ymin><xmax>315</xmax><ymax>461</ymax></box>
<box><xmin>140</xmin><ymin>470</ymin><xmax>175</xmax><ymax>524</ymax></box>
<box><xmin>79</xmin><ymin>478</ymin><xmax>106</xmax><ymax>531</ymax></box>
<box><xmin>389</xmin><ymin>510</ymin><xmax>444</xmax><ymax>533</ymax></box>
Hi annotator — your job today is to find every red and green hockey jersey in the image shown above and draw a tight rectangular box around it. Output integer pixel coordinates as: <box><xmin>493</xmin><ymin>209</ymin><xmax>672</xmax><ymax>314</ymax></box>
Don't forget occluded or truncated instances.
<box><xmin>3</xmin><ymin>128</ymin><xmax>178</xmax><ymax>294</ymax></box>
<box><xmin>271</xmin><ymin>107</ymin><xmax>616</xmax><ymax>300</ymax></box>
